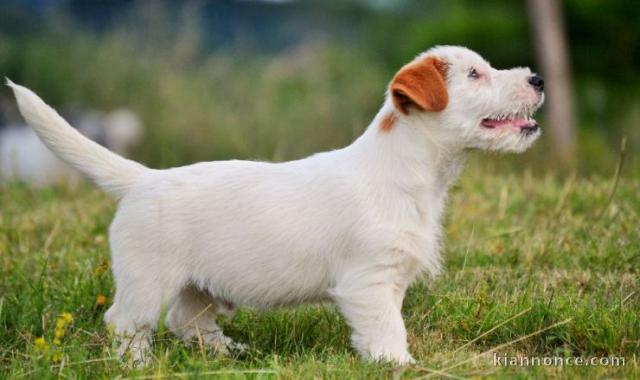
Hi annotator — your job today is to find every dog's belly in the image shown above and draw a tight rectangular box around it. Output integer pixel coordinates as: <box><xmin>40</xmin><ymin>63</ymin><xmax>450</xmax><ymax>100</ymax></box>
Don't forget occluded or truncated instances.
<box><xmin>185</xmin><ymin>222</ymin><xmax>339</xmax><ymax>308</ymax></box>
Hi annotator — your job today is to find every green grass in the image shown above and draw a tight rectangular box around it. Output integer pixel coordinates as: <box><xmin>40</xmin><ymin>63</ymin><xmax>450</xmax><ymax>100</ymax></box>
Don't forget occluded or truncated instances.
<box><xmin>1</xmin><ymin>167</ymin><xmax>638</xmax><ymax>379</ymax></box>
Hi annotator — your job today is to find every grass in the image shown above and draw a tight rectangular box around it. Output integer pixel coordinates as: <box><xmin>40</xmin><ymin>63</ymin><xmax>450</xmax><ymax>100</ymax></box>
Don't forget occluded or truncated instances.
<box><xmin>0</xmin><ymin>165</ymin><xmax>638</xmax><ymax>379</ymax></box>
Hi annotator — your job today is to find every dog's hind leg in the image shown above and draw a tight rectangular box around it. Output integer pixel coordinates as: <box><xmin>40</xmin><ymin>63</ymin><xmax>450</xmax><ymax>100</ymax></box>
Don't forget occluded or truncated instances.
<box><xmin>166</xmin><ymin>286</ymin><xmax>245</xmax><ymax>354</ymax></box>
<box><xmin>105</xmin><ymin>303</ymin><xmax>156</xmax><ymax>365</ymax></box>
<box><xmin>104</xmin><ymin>266</ymin><xmax>178</xmax><ymax>366</ymax></box>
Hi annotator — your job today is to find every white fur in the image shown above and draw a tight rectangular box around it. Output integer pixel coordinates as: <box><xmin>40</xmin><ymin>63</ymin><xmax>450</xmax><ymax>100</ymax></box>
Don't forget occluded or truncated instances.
<box><xmin>7</xmin><ymin>46</ymin><xmax>543</xmax><ymax>365</ymax></box>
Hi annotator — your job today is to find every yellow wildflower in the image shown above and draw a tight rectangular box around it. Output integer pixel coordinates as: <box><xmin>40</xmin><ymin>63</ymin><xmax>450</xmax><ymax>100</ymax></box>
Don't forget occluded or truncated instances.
<box><xmin>96</xmin><ymin>294</ymin><xmax>107</xmax><ymax>306</ymax></box>
<box><xmin>34</xmin><ymin>336</ymin><xmax>46</xmax><ymax>347</ymax></box>
<box><xmin>52</xmin><ymin>351</ymin><xmax>63</xmax><ymax>363</ymax></box>
<box><xmin>60</xmin><ymin>312</ymin><xmax>73</xmax><ymax>323</ymax></box>
<box><xmin>51</xmin><ymin>312</ymin><xmax>73</xmax><ymax>345</ymax></box>
<box><xmin>56</xmin><ymin>319</ymin><xmax>66</xmax><ymax>330</ymax></box>
<box><xmin>93</xmin><ymin>261</ymin><xmax>109</xmax><ymax>277</ymax></box>
<box><xmin>34</xmin><ymin>336</ymin><xmax>49</xmax><ymax>351</ymax></box>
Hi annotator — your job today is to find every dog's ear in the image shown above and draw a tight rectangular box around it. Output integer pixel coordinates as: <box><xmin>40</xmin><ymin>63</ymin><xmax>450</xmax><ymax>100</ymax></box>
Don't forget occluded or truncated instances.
<box><xmin>390</xmin><ymin>56</ymin><xmax>448</xmax><ymax>115</ymax></box>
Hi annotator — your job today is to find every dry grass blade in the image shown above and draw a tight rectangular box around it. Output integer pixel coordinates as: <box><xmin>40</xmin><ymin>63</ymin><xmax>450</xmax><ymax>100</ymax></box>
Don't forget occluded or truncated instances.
<box><xmin>595</xmin><ymin>136</ymin><xmax>627</xmax><ymax>221</ymax></box>
<box><xmin>443</xmin><ymin>306</ymin><xmax>533</xmax><ymax>363</ymax></box>
<box><xmin>43</xmin><ymin>220</ymin><xmax>60</xmax><ymax>251</ymax></box>
<box><xmin>412</xmin><ymin>365</ymin><xmax>469</xmax><ymax>380</ymax></box>
<box><xmin>420</xmin><ymin>318</ymin><xmax>573</xmax><ymax>379</ymax></box>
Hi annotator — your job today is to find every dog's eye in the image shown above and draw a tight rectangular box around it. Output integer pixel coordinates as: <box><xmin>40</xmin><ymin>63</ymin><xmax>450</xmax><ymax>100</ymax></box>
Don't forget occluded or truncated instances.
<box><xmin>468</xmin><ymin>68</ymin><xmax>480</xmax><ymax>79</ymax></box>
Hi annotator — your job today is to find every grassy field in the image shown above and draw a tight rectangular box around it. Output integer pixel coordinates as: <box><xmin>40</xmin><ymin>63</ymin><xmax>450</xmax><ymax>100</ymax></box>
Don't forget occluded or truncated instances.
<box><xmin>0</xmin><ymin>165</ymin><xmax>638</xmax><ymax>379</ymax></box>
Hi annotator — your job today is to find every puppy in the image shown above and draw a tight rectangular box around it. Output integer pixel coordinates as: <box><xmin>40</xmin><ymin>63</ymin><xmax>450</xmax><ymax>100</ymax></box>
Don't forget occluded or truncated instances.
<box><xmin>8</xmin><ymin>46</ymin><xmax>543</xmax><ymax>365</ymax></box>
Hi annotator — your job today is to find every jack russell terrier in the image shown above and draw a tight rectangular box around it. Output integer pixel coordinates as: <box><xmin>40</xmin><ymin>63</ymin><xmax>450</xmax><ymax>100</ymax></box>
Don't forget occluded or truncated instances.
<box><xmin>8</xmin><ymin>45</ymin><xmax>543</xmax><ymax>365</ymax></box>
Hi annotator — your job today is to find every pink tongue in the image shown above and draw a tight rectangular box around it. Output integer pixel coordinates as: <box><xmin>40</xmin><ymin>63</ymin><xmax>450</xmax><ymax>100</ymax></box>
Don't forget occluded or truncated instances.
<box><xmin>482</xmin><ymin>118</ymin><xmax>529</xmax><ymax>129</ymax></box>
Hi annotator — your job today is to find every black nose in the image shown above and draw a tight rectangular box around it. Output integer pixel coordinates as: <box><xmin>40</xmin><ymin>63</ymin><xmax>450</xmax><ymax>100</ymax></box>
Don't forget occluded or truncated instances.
<box><xmin>528</xmin><ymin>75</ymin><xmax>544</xmax><ymax>92</ymax></box>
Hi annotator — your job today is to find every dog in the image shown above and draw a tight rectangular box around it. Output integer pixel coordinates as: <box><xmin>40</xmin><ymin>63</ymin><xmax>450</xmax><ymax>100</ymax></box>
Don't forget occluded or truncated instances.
<box><xmin>8</xmin><ymin>45</ymin><xmax>543</xmax><ymax>365</ymax></box>
<box><xmin>0</xmin><ymin>108</ymin><xmax>142</xmax><ymax>187</ymax></box>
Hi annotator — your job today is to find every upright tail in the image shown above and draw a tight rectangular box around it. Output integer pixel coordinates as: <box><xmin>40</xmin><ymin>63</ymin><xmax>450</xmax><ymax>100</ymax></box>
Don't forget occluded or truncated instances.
<box><xmin>7</xmin><ymin>79</ymin><xmax>149</xmax><ymax>198</ymax></box>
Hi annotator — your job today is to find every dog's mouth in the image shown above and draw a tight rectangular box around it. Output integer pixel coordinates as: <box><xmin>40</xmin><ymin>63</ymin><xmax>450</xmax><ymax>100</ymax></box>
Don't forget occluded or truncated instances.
<box><xmin>481</xmin><ymin>113</ymin><xmax>539</xmax><ymax>136</ymax></box>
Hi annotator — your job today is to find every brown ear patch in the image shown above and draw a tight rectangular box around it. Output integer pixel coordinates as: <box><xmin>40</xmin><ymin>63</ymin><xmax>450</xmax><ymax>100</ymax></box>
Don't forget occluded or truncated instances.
<box><xmin>390</xmin><ymin>56</ymin><xmax>449</xmax><ymax>115</ymax></box>
<box><xmin>379</xmin><ymin>112</ymin><xmax>398</xmax><ymax>133</ymax></box>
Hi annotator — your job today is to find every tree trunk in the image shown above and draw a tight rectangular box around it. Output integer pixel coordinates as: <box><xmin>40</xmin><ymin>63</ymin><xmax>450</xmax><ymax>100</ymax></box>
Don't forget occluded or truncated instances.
<box><xmin>526</xmin><ymin>0</ymin><xmax>576</xmax><ymax>166</ymax></box>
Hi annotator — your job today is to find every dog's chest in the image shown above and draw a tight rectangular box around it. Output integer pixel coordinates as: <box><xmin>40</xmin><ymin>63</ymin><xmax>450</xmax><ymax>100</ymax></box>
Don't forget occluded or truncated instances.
<box><xmin>403</xmin><ymin>182</ymin><xmax>450</xmax><ymax>264</ymax></box>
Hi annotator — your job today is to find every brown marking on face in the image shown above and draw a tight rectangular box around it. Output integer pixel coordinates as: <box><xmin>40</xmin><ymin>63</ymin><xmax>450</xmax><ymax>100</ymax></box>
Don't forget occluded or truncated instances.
<box><xmin>379</xmin><ymin>112</ymin><xmax>398</xmax><ymax>133</ymax></box>
<box><xmin>390</xmin><ymin>56</ymin><xmax>449</xmax><ymax>115</ymax></box>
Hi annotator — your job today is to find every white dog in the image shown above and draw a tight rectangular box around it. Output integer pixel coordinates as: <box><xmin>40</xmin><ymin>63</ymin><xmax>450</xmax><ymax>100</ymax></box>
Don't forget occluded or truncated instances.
<box><xmin>8</xmin><ymin>45</ymin><xmax>543</xmax><ymax>365</ymax></box>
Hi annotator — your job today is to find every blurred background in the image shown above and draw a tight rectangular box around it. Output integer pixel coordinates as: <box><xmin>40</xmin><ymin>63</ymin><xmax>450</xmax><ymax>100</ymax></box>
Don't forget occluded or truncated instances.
<box><xmin>0</xmin><ymin>0</ymin><xmax>638</xmax><ymax>177</ymax></box>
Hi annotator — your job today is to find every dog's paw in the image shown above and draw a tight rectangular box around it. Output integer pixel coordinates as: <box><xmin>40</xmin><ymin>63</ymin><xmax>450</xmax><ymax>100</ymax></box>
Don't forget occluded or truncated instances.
<box><xmin>115</xmin><ymin>331</ymin><xmax>153</xmax><ymax>368</ymax></box>
<box><xmin>225</xmin><ymin>339</ymin><xmax>248</xmax><ymax>354</ymax></box>
<box><xmin>367</xmin><ymin>349</ymin><xmax>416</xmax><ymax>366</ymax></box>
<box><xmin>194</xmin><ymin>329</ymin><xmax>247</xmax><ymax>356</ymax></box>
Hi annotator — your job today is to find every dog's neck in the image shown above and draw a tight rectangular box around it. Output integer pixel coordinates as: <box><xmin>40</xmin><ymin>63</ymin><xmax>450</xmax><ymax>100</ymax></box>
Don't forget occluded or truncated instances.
<box><xmin>348</xmin><ymin>101</ymin><xmax>466</xmax><ymax>218</ymax></box>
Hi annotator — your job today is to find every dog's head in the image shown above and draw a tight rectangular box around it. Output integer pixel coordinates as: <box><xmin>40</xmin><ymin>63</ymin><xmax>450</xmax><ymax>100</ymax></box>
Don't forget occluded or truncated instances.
<box><xmin>388</xmin><ymin>46</ymin><xmax>544</xmax><ymax>153</ymax></box>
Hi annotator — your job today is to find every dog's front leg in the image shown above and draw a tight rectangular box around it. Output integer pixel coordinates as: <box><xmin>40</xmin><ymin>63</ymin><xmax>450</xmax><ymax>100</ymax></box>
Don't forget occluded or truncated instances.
<box><xmin>331</xmin><ymin>274</ymin><xmax>415</xmax><ymax>364</ymax></box>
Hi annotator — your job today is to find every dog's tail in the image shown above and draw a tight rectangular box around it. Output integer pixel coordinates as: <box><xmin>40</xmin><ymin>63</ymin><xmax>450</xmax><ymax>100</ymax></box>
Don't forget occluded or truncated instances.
<box><xmin>7</xmin><ymin>79</ymin><xmax>149</xmax><ymax>198</ymax></box>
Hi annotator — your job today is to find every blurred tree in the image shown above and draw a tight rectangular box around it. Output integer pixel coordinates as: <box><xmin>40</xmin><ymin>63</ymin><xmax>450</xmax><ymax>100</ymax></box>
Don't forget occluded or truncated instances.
<box><xmin>527</xmin><ymin>0</ymin><xmax>576</xmax><ymax>166</ymax></box>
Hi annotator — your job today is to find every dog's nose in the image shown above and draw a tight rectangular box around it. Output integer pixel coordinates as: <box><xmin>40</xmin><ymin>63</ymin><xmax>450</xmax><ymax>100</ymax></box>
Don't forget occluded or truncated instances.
<box><xmin>528</xmin><ymin>75</ymin><xmax>544</xmax><ymax>92</ymax></box>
